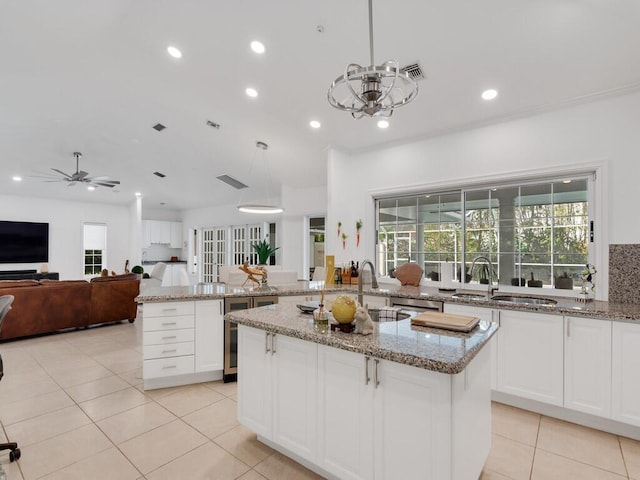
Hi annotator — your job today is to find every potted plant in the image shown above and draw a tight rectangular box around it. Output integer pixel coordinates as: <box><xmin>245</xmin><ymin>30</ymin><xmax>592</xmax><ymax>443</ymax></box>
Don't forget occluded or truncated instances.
<box><xmin>251</xmin><ymin>238</ymin><xmax>279</xmax><ymax>265</ymax></box>
<box><xmin>131</xmin><ymin>265</ymin><xmax>144</xmax><ymax>279</ymax></box>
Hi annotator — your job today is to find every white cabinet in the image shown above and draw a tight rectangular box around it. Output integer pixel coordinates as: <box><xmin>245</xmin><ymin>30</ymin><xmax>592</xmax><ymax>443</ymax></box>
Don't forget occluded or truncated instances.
<box><xmin>316</xmin><ymin>344</ymin><xmax>490</xmax><ymax>480</ymax></box>
<box><xmin>317</xmin><ymin>346</ymin><xmax>374</xmax><ymax>480</ymax></box>
<box><xmin>143</xmin><ymin>301</ymin><xmax>195</xmax><ymax>384</ymax></box>
<box><xmin>195</xmin><ymin>300</ymin><xmax>224</xmax><ymax>372</ymax></box>
<box><xmin>496</xmin><ymin>310</ymin><xmax>564</xmax><ymax>406</ymax></box>
<box><xmin>238</xmin><ymin>326</ymin><xmax>318</xmax><ymax>462</ymax></box>
<box><xmin>444</xmin><ymin>303</ymin><xmax>497</xmax><ymax>390</ymax></box>
<box><xmin>612</xmin><ymin>321</ymin><xmax>640</xmax><ymax>426</ymax></box>
<box><xmin>170</xmin><ymin>221</ymin><xmax>183</xmax><ymax>248</ymax></box>
<box><xmin>564</xmin><ymin>316</ymin><xmax>612</xmax><ymax>417</ymax></box>
<box><xmin>143</xmin><ymin>299</ymin><xmax>224</xmax><ymax>389</ymax></box>
<box><xmin>362</xmin><ymin>294</ymin><xmax>388</xmax><ymax>308</ymax></box>
<box><xmin>161</xmin><ymin>263</ymin><xmax>188</xmax><ymax>287</ymax></box>
<box><xmin>142</xmin><ymin>220</ymin><xmax>182</xmax><ymax>246</ymax></box>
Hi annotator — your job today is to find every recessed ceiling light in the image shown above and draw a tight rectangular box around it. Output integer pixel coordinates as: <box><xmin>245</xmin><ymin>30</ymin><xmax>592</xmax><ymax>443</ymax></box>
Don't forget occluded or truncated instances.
<box><xmin>135</xmin><ymin>192</ymin><xmax>142</xmax><ymax>197</ymax></box>
<box><xmin>309</xmin><ymin>120</ymin><xmax>321</xmax><ymax>129</ymax></box>
<box><xmin>481</xmin><ymin>89</ymin><xmax>498</xmax><ymax>100</ymax></box>
<box><xmin>87</xmin><ymin>186</ymin><xmax>95</xmax><ymax>191</ymax></box>
<box><xmin>377</xmin><ymin>120</ymin><xmax>390</xmax><ymax>129</ymax></box>
<box><xmin>12</xmin><ymin>176</ymin><xmax>22</xmax><ymax>182</ymax></box>
<box><xmin>250</xmin><ymin>41</ymin><xmax>265</xmax><ymax>54</ymax></box>
<box><xmin>167</xmin><ymin>46</ymin><xmax>182</xmax><ymax>58</ymax></box>
<box><xmin>563</xmin><ymin>180</ymin><xmax>572</xmax><ymax>184</ymax></box>
<box><xmin>245</xmin><ymin>87</ymin><xmax>258</xmax><ymax>98</ymax></box>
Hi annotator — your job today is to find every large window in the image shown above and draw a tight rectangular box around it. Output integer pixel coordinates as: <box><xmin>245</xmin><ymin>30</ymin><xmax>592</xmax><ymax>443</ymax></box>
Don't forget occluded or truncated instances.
<box><xmin>376</xmin><ymin>176</ymin><xmax>591</xmax><ymax>290</ymax></box>
<box><xmin>83</xmin><ymin>223</ymin><xmax>107</xmax><ymax>278</ymax></box>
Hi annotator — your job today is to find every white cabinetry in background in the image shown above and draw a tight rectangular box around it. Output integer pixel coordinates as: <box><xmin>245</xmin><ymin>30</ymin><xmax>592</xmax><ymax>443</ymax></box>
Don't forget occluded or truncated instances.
<box><xmin>142</xmin><ymin>220</ymin><xmax>182</xmax><ymax>247</ymax></box>
<box><xmin>496</xmin><ymin>310</ymin><xmax>564</xmax><ymax>406</ymax></box>
<box><xmin>143</xmin><ymin>299</ymin><xmax>223</xmax><ymax>389</ymax></box>
<box><xmin>612</xmin><ymin>321</ymin><xmax>640</xmax><ymax>427</ymax></box>
<box><xmin>564</xmin><ymin>316</ymin><xmax>612</xmax><ymax>417</ymax></box>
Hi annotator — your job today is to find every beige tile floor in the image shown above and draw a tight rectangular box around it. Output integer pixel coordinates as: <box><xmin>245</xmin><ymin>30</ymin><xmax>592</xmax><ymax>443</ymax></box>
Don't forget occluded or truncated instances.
<box><xmin>0</xmin><ymin>316</ymin><xmax>638</xmax><ymax>479</ymax></box>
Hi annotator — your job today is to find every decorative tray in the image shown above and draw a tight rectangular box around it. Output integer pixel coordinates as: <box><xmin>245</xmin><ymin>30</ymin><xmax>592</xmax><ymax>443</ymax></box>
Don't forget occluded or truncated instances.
<box><xmin>297</xmin><ymin>301</ymin><xmax>329</xmax><ymax>314</ymax></box>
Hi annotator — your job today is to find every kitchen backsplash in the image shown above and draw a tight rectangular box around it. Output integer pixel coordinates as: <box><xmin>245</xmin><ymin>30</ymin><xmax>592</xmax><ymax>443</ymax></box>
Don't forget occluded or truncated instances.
<box><xmin>609</xmin><ymin>244</ymin><xmax>640</xmax><ymax>304</ymax></box>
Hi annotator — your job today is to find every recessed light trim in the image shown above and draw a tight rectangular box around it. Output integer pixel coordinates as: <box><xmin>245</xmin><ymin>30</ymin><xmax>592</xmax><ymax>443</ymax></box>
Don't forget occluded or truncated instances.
<box><xmin>245</xmin><ymin>87</ymin><xmax>258</xmax><ymax>98</ymax></box>
<box><xmin>309</xmin><ymin>120</ymin><xmax>321</xmax><ymax>129</ymax></box>
<box><xmin>12</xmin><ymin>176</ymin><xmax>22</xmax><ymax>182</ymax></box>
<box><xmin>250</xmin><ymin>41</ymin><xmax>265</xmax><ymax>54</ymax></box>
<box><xmin>167</xmin><ymin>46</ymin><xmax>182</xmax><ymax>58</ymax></box>
<box><xmin>482</xmin><ymin>89</ymin><xmax>498</xmax><ymax>100</ymax></box>
<box><xmin>377</xmin><ymin>120</ymin><xmax>390</xmax><ymax>129</ymax></box>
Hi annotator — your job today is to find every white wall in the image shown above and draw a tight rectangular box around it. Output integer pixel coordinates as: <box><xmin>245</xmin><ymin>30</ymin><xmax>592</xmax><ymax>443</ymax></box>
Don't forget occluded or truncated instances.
<box><xmin>0</xmin><ymin>194</ymin><xmax>133</xmax><ymax>279</ymax></box>
<box><xmin>327</xmin><ymin>90</ymin><xmax>640</xmax><ymax>299</ymax></box>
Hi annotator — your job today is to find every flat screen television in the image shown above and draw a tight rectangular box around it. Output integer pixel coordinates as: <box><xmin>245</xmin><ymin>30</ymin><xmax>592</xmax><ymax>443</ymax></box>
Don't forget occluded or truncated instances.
<box><xmin>0</xmin><ymin>220</ymin><xmax>49</xmax><ymax>264</ymax></box>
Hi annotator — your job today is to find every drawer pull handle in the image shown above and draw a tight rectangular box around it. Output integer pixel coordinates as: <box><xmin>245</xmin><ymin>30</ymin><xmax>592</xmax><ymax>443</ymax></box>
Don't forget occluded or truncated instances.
<box><xmin>162</xmin><ymin>322</ymin><xmax>177</xmax><ymax>326</ymax></box>
<box><xmin>161</xmin><ymin>336</ymin><xmax>177</xmax><ymax>340</ymax></box>
<box><xmin>374</xmin><ymin>359</ymin><xmax>380</xmax><ymax>388</ymax></box>
<box><xmin>162</xmin><ymin>365</ymin><xmax>177</xmax><ymax>370</ymax></box>
<box><xmin>162</xmin><ymin>308</ymin><xmax>178</xmax><ymax>312</ymax></box>
<box><xmin>162</xmin><ymin>349</ymin><xmax>177</xmax><ymax>354</ymax></box>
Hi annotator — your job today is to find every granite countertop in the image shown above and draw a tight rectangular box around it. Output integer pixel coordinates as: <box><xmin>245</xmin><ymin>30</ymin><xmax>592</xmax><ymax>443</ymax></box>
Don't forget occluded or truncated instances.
<box><xmin>136</xmin><ymin>281</ymin><xmax>640</xmax><ymax>323</ymax></box>
<box><xmin>226</xmin><ymin>303</ymin><xmax>499</xmax><ymax>374</ymax></box>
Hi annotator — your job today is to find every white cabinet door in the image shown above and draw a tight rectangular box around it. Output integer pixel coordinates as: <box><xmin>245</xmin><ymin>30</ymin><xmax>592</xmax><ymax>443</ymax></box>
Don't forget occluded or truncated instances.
<box><xmin>564</xmin><ymin>316</ymin><xmax>612</xmax><ymax>417</ymax></box>
<box><xmin>374</xmin><ymin>358</ymin><xmax>451</xmax><ymax>480</ymax></box>
<box><xmin>271</xmin><ymin>334</ymin><xmax>318</xmax><ymax>463</ymax></box>
<box><xmin>238</xmin><ymin>325</ymin><xmax>272</xmax><ymax>438</ymax></box>
<box><xmin>362</xmin><ymin>294</ymin><xmax>388</xmax><ymax>308</ymax></box>
<box><xmin>194</xmin><ymin>300</ymin><xmax>224</xmax><ymax>373</ymax></box>
<box><xmin>496</xmin><ymin>310</ymin><xmax>564</xmax><ymax>406</ymax></box>
<box><xmin>444</xmin><ymin>303</ymin><xmax>497</xmax><ymax>390</ymax></box>
<box><xmin>170</xmin><ymin>221</ymin><xmax>183</xmax><ymax>248</ymax></box>
<box><xmin>612</xmin><ymin>321</ymin><xmax>640</xmax><ymax>426</ymax></box>
<box><xmin>317</xmin><ymin>346</ymin><xmax>374</xmax><ymax>480</ymax></box>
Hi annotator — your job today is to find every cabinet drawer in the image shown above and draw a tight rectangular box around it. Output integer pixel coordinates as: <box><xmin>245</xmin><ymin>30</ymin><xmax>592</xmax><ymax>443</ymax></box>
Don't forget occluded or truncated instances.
<box><xmin>143</xmin><ymin>315</ymin><xmax>194</xmax><ymax>332</ymax></box>
<box><xmin>143</xmin><ymin>342</ymin><xmax>194</xmax><ymax>360</ymax></box>
<box><xmin>144</xmin><ymin>301</ymin><xmax>194</xmax><ymax>318</ymax></box>
<box><xmin>144</xmin><ymin>328</ymin><xmax>194</xmax><ymax>346</ymax></box>
<box><xmin>143</xmin><ymin>355</ymin><xmax>194</xmax><ymax>379</ymax></box>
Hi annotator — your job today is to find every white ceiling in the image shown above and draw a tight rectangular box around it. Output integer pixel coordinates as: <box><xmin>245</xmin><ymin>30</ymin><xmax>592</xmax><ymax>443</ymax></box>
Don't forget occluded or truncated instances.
<box><xmin>2</xmin><ymin>0</ymin><xmax>640</xmax><ymax>211</ymax></box>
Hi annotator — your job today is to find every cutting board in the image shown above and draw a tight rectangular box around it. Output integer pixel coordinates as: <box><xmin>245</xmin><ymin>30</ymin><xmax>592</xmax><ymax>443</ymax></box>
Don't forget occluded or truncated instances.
<box><xmin>411</xmin><ymin>311</ymin><xmax>480</xmax><ymax>332</ymax></box>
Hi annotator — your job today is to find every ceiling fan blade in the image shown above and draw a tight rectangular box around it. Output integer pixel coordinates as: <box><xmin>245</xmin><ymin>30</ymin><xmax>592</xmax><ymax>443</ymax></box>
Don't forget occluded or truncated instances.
<box><xmin>88</xmin><ymin>175</ymin><xmax>109</xmax><ymax>181</ymax></box>
<box><xmin>51</xmin><ymin>168</ymin><xmax>72</xmax><ymax>179</ymax></box>
<box><xmin>67</xmin><ymin>182</ymin><xmax>77</xmax><ymax>187</ymax></box>
<box><xmin>76</xmin><ymin>171</ymin><xmax>89</xmax><ymax>179</ymax></box>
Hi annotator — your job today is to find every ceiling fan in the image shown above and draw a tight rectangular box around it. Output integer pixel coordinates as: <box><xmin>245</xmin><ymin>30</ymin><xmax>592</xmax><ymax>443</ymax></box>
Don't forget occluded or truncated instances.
<box><xmin>36</xmin><ymin>151</ymin><xmax>121</xmax><ymax>188</ymax></box>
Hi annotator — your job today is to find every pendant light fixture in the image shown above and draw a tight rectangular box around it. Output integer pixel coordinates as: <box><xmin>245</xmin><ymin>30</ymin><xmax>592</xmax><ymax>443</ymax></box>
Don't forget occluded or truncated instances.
<box><xmin>237</xmin><ymin>141</ymin><xmax>284</xmax><ymax>214</ymax></box>
<box><xmin>327</xmin><ymin>0</ymin><xmax>419</xmax><ymax>119</ymax></box>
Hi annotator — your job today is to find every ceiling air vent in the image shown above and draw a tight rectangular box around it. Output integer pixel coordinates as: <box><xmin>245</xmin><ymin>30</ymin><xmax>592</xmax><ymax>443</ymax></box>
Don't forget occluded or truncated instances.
<box><xmin>206</xmin><ymin>120</ymin><xmax>221</xmax><ymax>129</ymax></box>
<box><xmin>153</xmin><ymin>171</ymin><xmax>166</xmax><ymax>178</ymax></box>
<box><xmin>152</xmin><ymin>123</ymin><xmax>166</xmax><ymax>132</ymax></box>
<box><xmin>400</xmin><ymin>63</ymin><xmax>425</xmax><ymax>81</ymax></box>
<box><xmin>217</xmin><ymin>174</ymin><xmax>248</xmax><ymax>190</ymax></box>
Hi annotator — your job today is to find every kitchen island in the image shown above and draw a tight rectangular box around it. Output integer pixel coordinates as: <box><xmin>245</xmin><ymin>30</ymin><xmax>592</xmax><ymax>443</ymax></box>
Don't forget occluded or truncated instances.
<box><xmin>226</xmin><ymin>302</ymin><xmax>498</xmax><ymax>480</ymax></box>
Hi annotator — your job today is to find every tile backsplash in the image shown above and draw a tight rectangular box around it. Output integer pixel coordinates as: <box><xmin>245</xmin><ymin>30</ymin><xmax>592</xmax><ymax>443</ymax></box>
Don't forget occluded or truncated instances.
<box><xmin>609</xmin><ymin>244</ymin><xmax>640</xmax><ymax>304</ymax></box>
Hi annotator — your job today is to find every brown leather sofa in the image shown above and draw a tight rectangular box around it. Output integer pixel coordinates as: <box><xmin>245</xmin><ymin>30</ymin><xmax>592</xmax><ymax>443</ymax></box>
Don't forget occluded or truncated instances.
<box><xmin>0</xmin><ymin>274</ymin><xmax>140</xmax><ymax>341</ymax></box>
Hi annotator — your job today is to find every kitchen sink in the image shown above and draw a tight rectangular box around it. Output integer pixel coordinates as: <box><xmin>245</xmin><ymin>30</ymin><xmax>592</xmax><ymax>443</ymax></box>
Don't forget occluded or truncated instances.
<box><xmin>490</xmin><ymin>295</ymin><xmax>558</xmax><ymax>306</ymax></box>
<box><xmin>451</xmin><ymin>292</ymin><xmax>489</xmax><ymax>301</ymax></box>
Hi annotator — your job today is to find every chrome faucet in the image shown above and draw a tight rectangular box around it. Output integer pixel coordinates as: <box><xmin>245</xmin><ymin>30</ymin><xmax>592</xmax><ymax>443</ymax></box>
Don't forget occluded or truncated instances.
<box><xmin>358</xmin><ymin>259</ymin><xmax>379</xmax><ymax>306</ymax></box>
<box><xmin>469</xmin><ymin>256</ymin><xmax>498</xmax><ymax>298</ymax></box>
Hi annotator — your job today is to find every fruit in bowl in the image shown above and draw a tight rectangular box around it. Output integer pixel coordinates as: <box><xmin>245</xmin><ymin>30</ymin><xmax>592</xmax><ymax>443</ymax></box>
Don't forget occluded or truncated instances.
<box><xmin>331</xmin><ymin>294</ymin><xmax>357</xmax><ymax>324</ymax></box>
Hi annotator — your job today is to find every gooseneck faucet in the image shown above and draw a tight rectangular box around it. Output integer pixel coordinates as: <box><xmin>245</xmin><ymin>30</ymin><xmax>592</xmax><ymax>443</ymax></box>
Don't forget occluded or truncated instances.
<box><xmin>358</xmin><ymin>259</ymin><xmax>379</xmax><ymax>306</ymax></box>
<box><xmin>469</xmin><ymin>255</ymin><xmax>498</xmax><ymax>298</ymax></box>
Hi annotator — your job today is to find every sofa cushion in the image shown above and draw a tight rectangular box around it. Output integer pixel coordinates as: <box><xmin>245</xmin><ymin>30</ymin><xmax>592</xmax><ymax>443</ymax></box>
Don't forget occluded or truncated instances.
<box><xmin>0</xmin><ymin>279</ymin><xmax>40</xmax><ymax>289</ymax></box>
